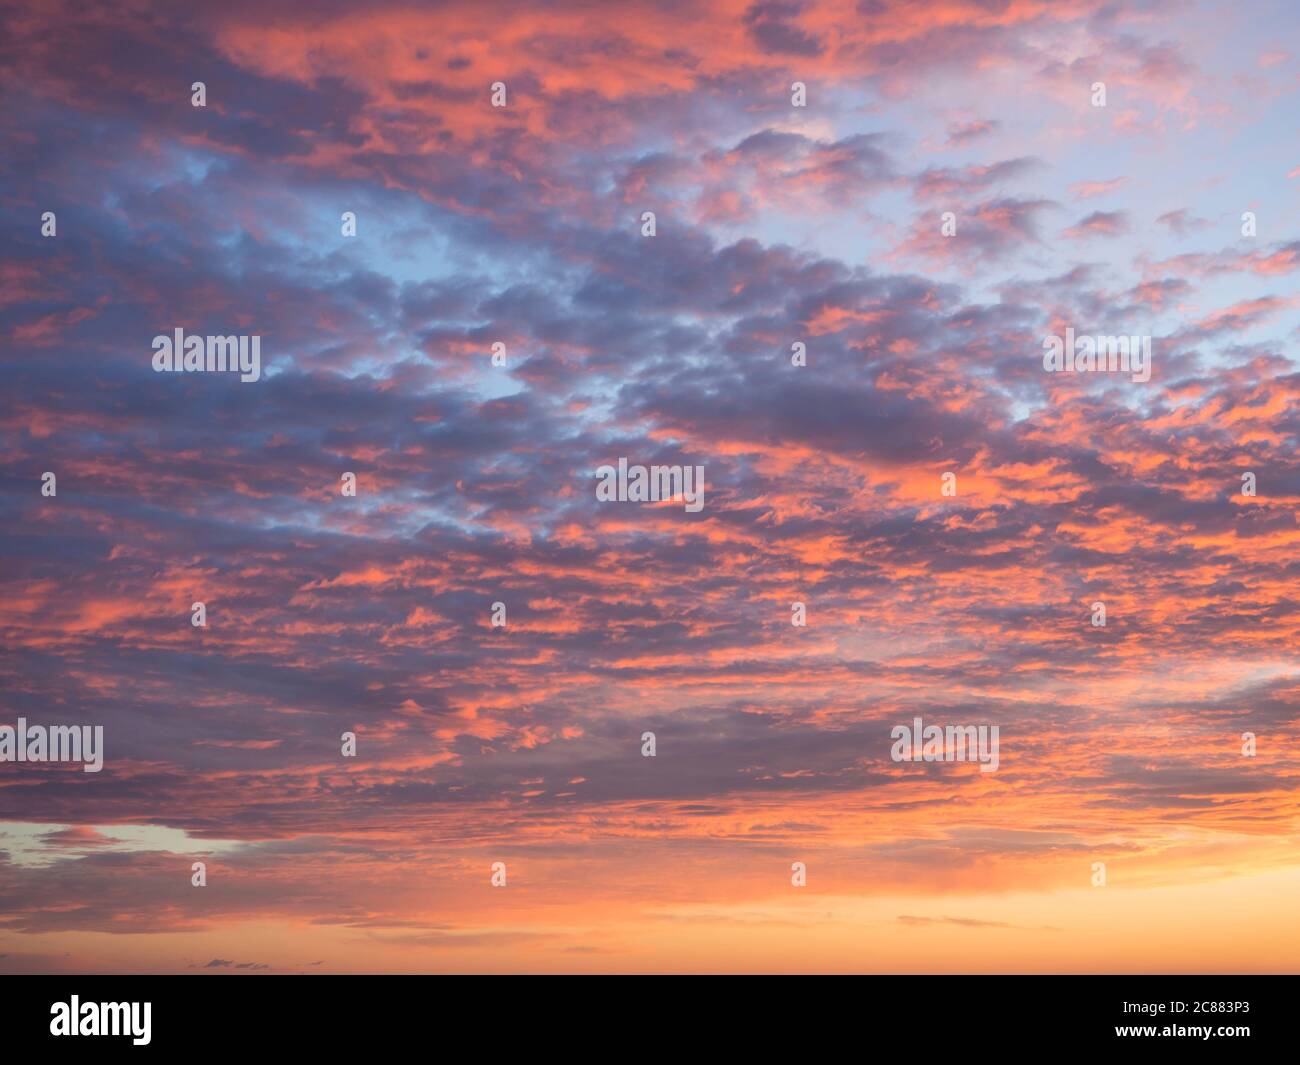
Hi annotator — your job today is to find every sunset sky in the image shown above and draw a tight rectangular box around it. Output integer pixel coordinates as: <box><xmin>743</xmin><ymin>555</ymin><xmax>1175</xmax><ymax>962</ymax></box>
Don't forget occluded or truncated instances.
<box><xmin>1</xmin><ymin>0</ymin><xmax>1298</xmax><ymax>974</ymax></box>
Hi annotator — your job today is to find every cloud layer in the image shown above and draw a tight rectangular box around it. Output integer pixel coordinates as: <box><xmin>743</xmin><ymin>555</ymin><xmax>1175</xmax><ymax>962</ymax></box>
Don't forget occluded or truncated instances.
<box><xmin>1</xmin><ymin>0</ymin><xmax>1297</xmax><ymax>973</ymax></box>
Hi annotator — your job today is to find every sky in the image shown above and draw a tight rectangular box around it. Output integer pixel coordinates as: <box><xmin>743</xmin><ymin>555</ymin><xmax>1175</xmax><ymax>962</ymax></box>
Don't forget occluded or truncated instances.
<box><xmin>0</xmin><ymin>0</ymin><xmax>1298</xmax><ymax>974</ymax></box>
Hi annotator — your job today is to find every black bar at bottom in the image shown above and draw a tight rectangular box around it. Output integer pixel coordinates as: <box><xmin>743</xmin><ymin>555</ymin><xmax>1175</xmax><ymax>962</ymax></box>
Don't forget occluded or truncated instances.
<box><xmin>2</xmin><ymin>975</ymin><xmax>1291</xmax><ymax>1053</ymax></box>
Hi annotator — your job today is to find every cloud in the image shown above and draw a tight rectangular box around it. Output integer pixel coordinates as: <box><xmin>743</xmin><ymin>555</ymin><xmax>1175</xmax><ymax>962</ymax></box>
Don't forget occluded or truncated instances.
<box><xmin>1062</xmin><ymin>210</ymin><xmax>1130</xmax><ymax>239</ymax></box>
<box><xmin>944</xmin><ymin>119</ymin><xmax>1000</xmax><ymax>147</ymax></box>
<box><xmin>0</xmin><ymin>0</ymin><xmax>1297</xmax><ymax>974</ymax></box>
